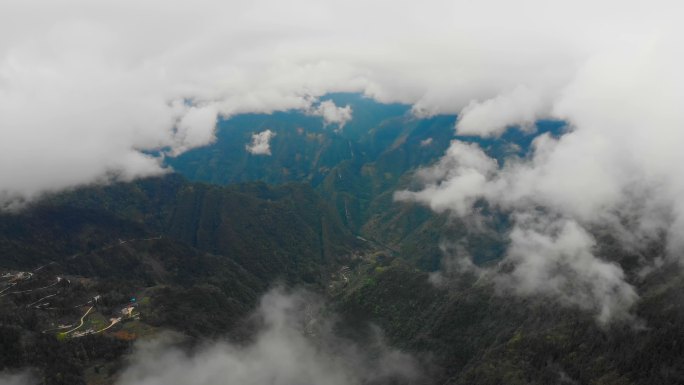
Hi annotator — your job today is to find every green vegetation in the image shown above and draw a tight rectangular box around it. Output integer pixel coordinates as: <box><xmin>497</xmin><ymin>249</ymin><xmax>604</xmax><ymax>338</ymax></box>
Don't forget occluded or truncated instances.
<box><xmin>333</xmin><ymin>258</ymin><xmax>684</xmax><ymax>385</ymax></box>
<box><xmin>0</xmin><ymin>175</ymin><xmax>359</xmax><ymax>383</ymax></box>
<box><xmin>166</xmin><ymin>95</ymin><xmax>508</xmax><ymax>270</ymax></box>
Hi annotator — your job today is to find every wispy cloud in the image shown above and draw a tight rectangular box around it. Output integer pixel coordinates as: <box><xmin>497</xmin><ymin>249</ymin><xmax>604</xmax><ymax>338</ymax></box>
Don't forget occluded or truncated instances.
<box><xmin>0</xmin><ymin>370</ymin><xmax>35</xmax><ymax>385</ymax></box>
<box><xmin>396</xmin><ymin>39</ymin><xmax>684</xmax><ymax>322</ymax></box>
<box><xmin>115</xmin><ymin>288</ymin><xmax>422</xmax><ymax>385</ymax></box>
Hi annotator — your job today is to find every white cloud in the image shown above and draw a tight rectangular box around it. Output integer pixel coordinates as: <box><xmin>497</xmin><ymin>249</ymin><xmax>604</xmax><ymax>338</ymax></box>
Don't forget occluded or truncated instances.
<box><xmin>456</xmin><ymin>86</ymin><xmax>548</xmax><ymax>137</ymax></box>
<box><xmin>396</xmin><ymin>141</ymin><xmax>498</xmax><ymax>216</ymax></box>
<box><xmin>497</xmin><ymin>216</ymin><xmax>638</xmax><ymax>325</ymax></box>
<box><xmin>115</xmin><ymin>288</ymin><xmax>421</xmax><ymax>385</ymax></box>
<box><xmin>246</xmin><ymin>129</ymin><xmax>276</xmax><ymax>156</ymax></box>
<box><xmin>170</xmin><ymin>104</ymin><xmax>219</xmax><ymax>156</ymax></box>
<box><xmin>2</xmin><ymin>0</ymin><xmax>677</xmax><ymax>207</ymax></box>
<box><xmin>307</xmin><ymin>100</ymin><xmax>353</xmax><ymax>130</ymax></box>
<box><xmin>396</xmin><ymin>33</ymin><xmax>684</xmax><ymax>322</ymax></box>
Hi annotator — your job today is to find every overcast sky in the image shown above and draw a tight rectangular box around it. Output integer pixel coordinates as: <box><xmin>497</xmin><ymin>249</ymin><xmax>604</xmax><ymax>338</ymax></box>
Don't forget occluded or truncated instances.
<box><xmin>2</xmin><ymin>0</ymin><xmax>683</xmax><ymax>321</ymax></box>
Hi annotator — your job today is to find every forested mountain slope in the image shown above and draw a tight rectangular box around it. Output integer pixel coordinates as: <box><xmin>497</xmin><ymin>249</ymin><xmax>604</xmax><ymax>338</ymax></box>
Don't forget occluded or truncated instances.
<box><xmin>0</xmin><ymin>175</ymin><xmax>360</xmax><ymax>384</ymax></box>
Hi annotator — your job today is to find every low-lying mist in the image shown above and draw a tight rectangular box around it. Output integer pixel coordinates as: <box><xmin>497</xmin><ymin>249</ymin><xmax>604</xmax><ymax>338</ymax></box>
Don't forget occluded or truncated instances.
<box><xmin>115</xmin><ymin>287</ymin><xmax>424</xmax><ymax>385</ymax></box>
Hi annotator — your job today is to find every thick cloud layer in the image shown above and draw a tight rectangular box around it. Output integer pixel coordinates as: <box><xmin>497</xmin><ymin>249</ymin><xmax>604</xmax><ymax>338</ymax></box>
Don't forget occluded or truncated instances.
<box><xmin>115</xmin><ymin>288</ymin><xmax>421</xmax><ymax>385</ymax></box>
<box><xmin>2</xmin><ymin>0</ymin><xmax>677</xmax><ymax>206</ymax></box>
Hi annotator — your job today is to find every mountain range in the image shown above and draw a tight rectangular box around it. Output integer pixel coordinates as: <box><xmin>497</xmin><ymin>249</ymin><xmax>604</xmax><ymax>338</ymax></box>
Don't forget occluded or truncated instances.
<box><xmin>1</xmin><ymin>94</ymin><xmax>682</xmax><ymax>385</ymax></box>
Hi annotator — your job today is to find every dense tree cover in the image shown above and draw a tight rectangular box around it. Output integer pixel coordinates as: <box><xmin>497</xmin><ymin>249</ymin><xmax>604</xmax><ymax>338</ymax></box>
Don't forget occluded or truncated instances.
<box><xmin>2</xmin><ymin>175</ymin><xmax>683</xmax><ymax>384</ymax></box>
<box><xmin>0</xmin><ymin>177</ymin><xmax>359</xmax><ymax>383</ymax></box>
<box><xmin>333</xmin><ymin>257</ymin><xmax>684</xmax><ymax>385</ymax></box>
